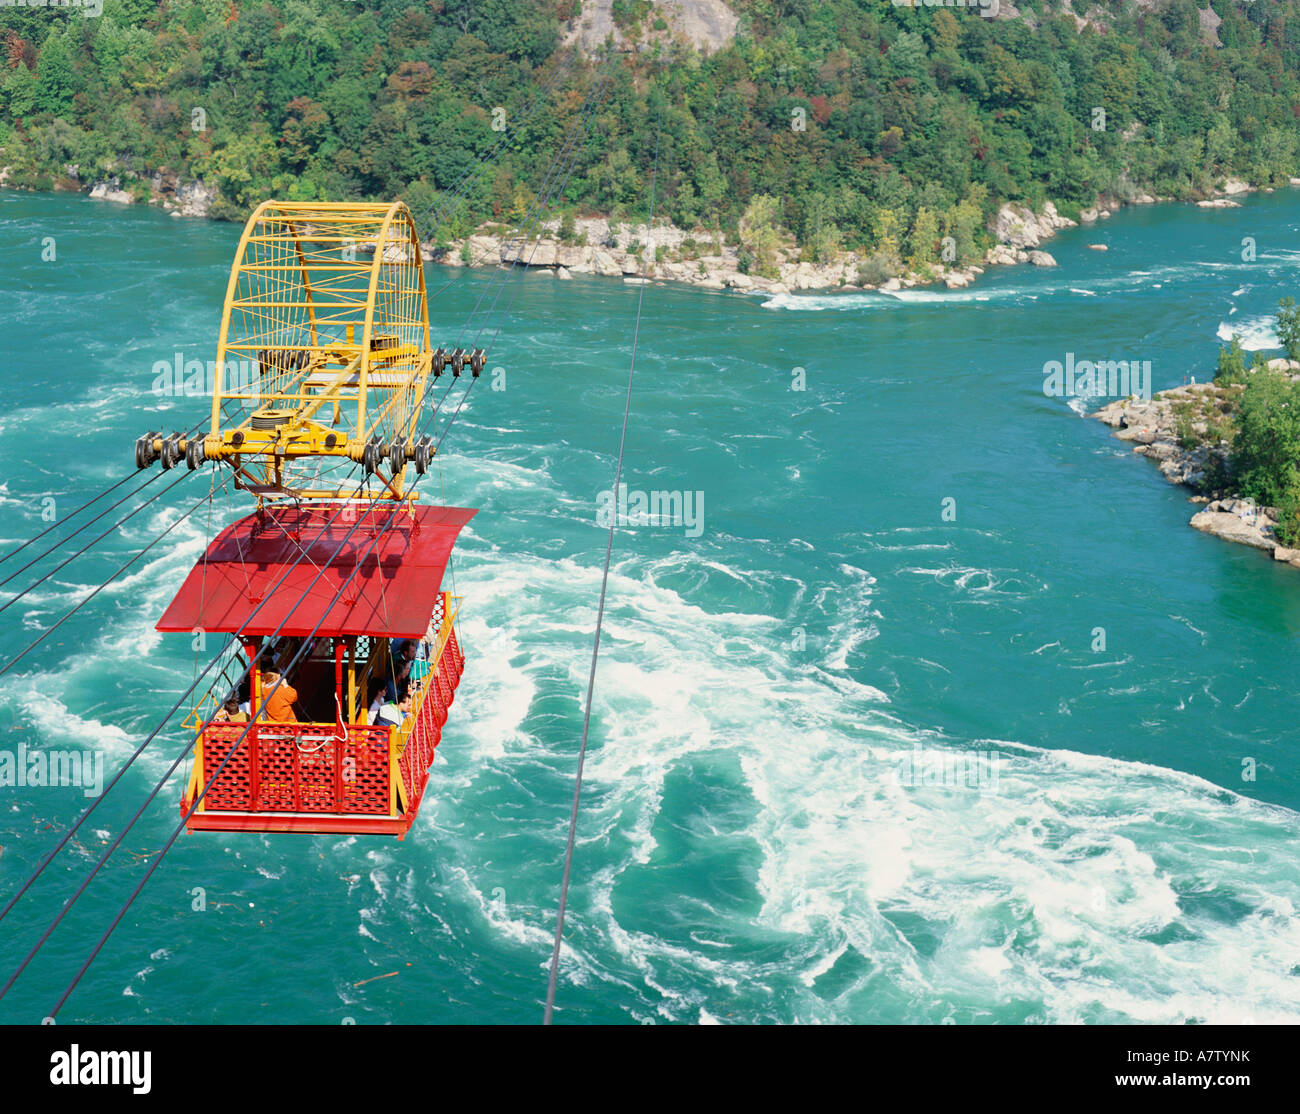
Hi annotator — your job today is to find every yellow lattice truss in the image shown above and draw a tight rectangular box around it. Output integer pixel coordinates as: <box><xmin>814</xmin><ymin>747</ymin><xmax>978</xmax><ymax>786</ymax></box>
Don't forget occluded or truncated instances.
<box><xmin>146</xmin><ymin>201</ymin><xmax>452</xmax><ymax>501</ymax></box>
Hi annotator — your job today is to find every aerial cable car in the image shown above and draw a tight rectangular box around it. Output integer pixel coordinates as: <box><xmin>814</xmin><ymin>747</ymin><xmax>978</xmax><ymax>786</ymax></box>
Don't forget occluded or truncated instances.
<box><xmin>138</xmin><ymin>201</ymin><xmax>481</xmax><ymax>836</ymax></box>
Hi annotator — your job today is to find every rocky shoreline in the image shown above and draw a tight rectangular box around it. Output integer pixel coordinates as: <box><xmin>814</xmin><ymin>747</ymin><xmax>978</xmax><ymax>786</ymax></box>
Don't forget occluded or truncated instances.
<box><xmin>417</xmin><ymin>173</ymin><xmax>1299</xmax><ymax>295</ymax></box>
<box><xmin>6</xmin><ymin>151</ymin><xmax>1296</xmax><ymax>297</ymax></box>
<box><xmin>413</xmin><ymin>198</ymin><xmax>1077</xmax><ymax>296</ymax></box>
<box><xmin>1092</xmin><ymin>369</ymin><xmax>1300</xmax><ymax>570</ymax></box>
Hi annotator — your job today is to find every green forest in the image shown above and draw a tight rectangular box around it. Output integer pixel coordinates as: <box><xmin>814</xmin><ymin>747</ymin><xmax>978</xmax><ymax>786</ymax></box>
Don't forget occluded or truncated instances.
<box><xmin>3</xmin><ymin>0</ymin><xmax>1300</xmax><ymax>270</ymax></box>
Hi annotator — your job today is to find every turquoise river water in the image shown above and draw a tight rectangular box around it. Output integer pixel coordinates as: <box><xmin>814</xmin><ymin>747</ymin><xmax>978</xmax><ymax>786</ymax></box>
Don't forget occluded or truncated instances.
<box><xmin>1</xmin><ymin>188</ymin><xmax>1299</xmax><ymax>1024</ymax></box>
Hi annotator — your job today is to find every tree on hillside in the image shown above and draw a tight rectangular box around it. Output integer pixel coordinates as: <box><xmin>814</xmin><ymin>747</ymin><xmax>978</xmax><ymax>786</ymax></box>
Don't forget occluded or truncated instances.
<box><xmin>34</xmin><ymin>30</ymin><xmax>74</xmax><ymax>118</ymax></box>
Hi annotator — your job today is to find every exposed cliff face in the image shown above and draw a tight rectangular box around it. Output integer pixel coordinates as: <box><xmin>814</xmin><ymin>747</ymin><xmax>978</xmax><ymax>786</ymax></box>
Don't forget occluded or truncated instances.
<box><xmin>56</xmin><ymin>173</ymin><xmax>1299</xmax><ymax>296</ymax></box>
<box><xmin>990</xmin><ymin>201</ymin><xmax>1077</xmax><ymax>250</ymax></box>
<box><xmin>167</xmin><ymin>181</ymin><xmax>217</xmax><ymax>219</ymax></box>
<box><xmin>564</xmin><ymin>0</ymin><xmax>738</xmax><ymax>54</ymax></box>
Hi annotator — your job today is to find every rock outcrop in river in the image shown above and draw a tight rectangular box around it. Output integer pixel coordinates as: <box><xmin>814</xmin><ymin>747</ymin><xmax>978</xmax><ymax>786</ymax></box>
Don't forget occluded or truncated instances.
<box><xmin>1092</xmin><ymin>368</ymin><xmax>1300</xmax><ymax>570</ymax></box>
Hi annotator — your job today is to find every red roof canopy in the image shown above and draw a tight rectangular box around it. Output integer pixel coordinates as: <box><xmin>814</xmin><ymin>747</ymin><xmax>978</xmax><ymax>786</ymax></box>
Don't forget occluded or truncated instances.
<box><xmin>156</xmin><ymin>502</ymin><xmax>476</xmax><ymax>639</ymax></box>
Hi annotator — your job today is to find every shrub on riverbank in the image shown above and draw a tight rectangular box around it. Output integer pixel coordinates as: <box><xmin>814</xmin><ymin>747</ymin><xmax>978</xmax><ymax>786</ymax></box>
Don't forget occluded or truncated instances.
<box><xmin>1171</xmin><ymin>301</ymin><xmax>1300</xmax><ymax>541</ymax></box>
<box><xmin>1231</xmin><ymin>365</ymin><xmax>1300</xmax><ymax>511</ymax></box>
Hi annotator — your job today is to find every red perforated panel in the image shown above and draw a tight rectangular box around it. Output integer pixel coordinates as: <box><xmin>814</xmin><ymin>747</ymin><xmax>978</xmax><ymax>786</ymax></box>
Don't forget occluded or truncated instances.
<box><xmin>199</xmin><ymin>725</ymin><xmax>253</xmax><ymax>810</ymax></box>
<box><xmin>397</xmin><ymin>628</ymin><xmax>465</xmax><ymax>812</ymax></box>
<box><xmin>194</xmin><ymin>723</ymin><xmax>391</xmax><ymax>816</ymax></box>
<box><xmin>340</xmin><ymin>728</ymin><xmax>391</xmax><ymax>814</ymax></box>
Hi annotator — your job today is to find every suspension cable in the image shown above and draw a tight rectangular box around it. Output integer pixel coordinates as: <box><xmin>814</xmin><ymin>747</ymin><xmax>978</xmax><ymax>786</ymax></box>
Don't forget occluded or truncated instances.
<box><xmin>0</xmin><ymin>416</ymin><xmax>205</xmax><ymax>568</ymax></box>
<box><xmin>0</xmin><ymin>468</ymin><xmax>192</xmax><ymax>623</ymax></box>
<box><xmin>0</xmin><ymin>73</ymin><xmax>605</xmax><ymax>942</ymax></box>
<box><xmin>544</xmin><ymin>94</ymin><xmax>662</xmax><ymax>1026</ymax></box>
<box><xmin>0</xmin><ymin>484</ymin><xmax>209</xmax><ymax>679</ymax></box>
<box><xmin>0</xmin><ymin>54</ymin><xmax>605</xmax><ymax>967</ymax></box>
<box><xmin>0</xmin><ymin>464</ymin><xmax>176</xmax><ymax>593</ymax></box>
<box><xmin>1</xmin><ymin>476</ymin><xmax>394</xmax><ymax>1009</ymax></box>
<box><xmin>0</xmin><ymin>471</ymin><xmax>374</xmax><ymax>936</ymax></box>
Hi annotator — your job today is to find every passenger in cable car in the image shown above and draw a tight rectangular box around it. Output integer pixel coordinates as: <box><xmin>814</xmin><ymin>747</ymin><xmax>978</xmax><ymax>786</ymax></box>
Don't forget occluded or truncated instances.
<box><xmin>367</xmin><ymin>680</ymin><xmax>387</xmax><ymax>725</ymax></box>
<box><xmin>409</xmin><ymin>644</ymin><xmax>431</xmax><ymax>685</ymax></box>
<box><xmin>372</xmin><ymin>688</ymin><xmax>412</xmax><ymax>730</ymax></box>
<box><xmin>391</xmin><ymin>638</ymin><xmax>419</xmax><ymax>695</ymax></box>
<box><xmin>212</xmin><ymin>699</ymin><xmax>247</xmax><ymax>724</ymax></box>
<box><xmin>390</xmin><ymin>691</ymin><xmax>415</xmax><ymax>729</ymax></box>
<box><xmin>373</xmin><ymin>648</ymin><xmax>399</xmax><ymax>704</ymax></box>
<box><xmin>260</xmin><ymin>670</ymin><xmax>299</xmax><ymax>722</ymax></box>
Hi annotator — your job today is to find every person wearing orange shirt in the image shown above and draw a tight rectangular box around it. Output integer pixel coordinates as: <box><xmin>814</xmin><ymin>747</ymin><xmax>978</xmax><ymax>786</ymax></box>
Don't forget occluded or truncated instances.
<box><xmin>260</xmin><ymin>670</ymin><xmax>298</xmax><ymax>723</ymax></box>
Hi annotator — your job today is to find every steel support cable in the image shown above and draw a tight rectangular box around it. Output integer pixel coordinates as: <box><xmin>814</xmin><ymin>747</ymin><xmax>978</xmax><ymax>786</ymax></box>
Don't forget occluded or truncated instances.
<box><xmin>39</xmin><ymin>423</ymin><xmax>472</xmax><ymax>1012</ymax></box>
<box><xmin>0</xmin><ymin>483</ymin><xmax>209</xmax><ymax>680</ymax></box>
<box><xmin>0</xmin><ymin>473</ymin><xmax>137</xmax><ymax>568</ymax></box>
<box><xmin>43</xmin><ymin>485</ymin><xmax>439</xmax><ymax>1019</ymax></box>
<box><xmin>43</xmin><ymin>398</ymin><xmax>495</xmax><ymax>1015</ymax></box>
<box><xmin>544</xmin><ymin>100</ymin><xmax>663</xmax><ymax>1027</ymax></box>
<box><xmin>0</xmin><ymin>416</ymin><xmax>206</xmax><ymax>568</ymax></box>
<box><xmin>0</xmin><ymin>468</ymin><xmax>193</xmax><ymax>619</ymax></box>
<box><xmin>0</xmin><ymin>465</ymin><xmax>392</xmax><ymax>1003</ymax></box>
<box><xmin>7</xmin><ymin>68</ymin><xmax>616</xmax><ymax>1016</ymax></box>
<box><xmin>6</xmin><ymin>512</ymin><xmax>391</xmax><ymax>1011</ymax></box>
<box><xmin>0</xmin><ymin>89</ymin><xmax>598</xmax><ymax>942</ymax></box>
<box><xmin>0</xmin><ymin>463</ymin><xmax>375</xmax><ymax>934</ymax></box>
<box><xmin>0</xmin><ymin>461</ymin><xmax>179</xmax><ymax>593</ymax></box>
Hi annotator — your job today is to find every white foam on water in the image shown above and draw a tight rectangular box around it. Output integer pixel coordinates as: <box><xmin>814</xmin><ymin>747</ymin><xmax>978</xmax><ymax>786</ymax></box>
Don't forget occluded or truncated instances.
<box><xmin>1217</xmin><ymin>315</ymin><xmax>1280</xmax><ymax>350</ymax></box>
<box><xmin>743</xmin><ymin>735</ymin><xmax>1300</xmax><ymax>1023</ymax></box>
<box><xmin>12</xmin><ymin>691</ymin><xmax>132</xmax><ymax>753</ymax></box>
<box><xmin>901</xmin><ymin>564</ymin><xmax>1044</xmax><ymax>600</ymax></box>
<box><xmin>823</xmin><ymin>562</ymin><xmax>881</xmax><ymax>671</ymax></box>
<box><xmin>760</xmin><ymin>286</ymin><xmax>1013</xmax><ymax>312</ymax></box>
<box><xmin>397</xmin><ymin>532</ymin><xmax>1300</xmax><ymax>1023</ymax></box>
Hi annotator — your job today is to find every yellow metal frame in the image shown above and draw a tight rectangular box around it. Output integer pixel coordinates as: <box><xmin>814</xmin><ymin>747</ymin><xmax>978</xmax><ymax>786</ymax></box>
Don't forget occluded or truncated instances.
<box><xmin>200</xmin><ymin>201</ymin><xmax>434</xmax><ymax>502</ymax></box>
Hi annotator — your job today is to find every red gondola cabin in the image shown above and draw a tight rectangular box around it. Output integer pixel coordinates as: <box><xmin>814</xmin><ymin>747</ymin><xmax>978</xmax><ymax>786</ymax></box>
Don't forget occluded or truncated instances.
<box><xmin>157</xmin><ymin>501</ymin><xmax>475</xmax><ymax>836</ymax></box>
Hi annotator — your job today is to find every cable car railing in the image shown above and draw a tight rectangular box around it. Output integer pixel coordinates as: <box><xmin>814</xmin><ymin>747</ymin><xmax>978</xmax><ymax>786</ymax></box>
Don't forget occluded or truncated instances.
<box><xmin>181</xmin><ymin>591</ymin><xmax>464</xmax><ymax>827</ymax></box>
<box><xmin>394</xmin><ymin>592</ymin><xmax>461</xmax><ymax>760</ymax></box>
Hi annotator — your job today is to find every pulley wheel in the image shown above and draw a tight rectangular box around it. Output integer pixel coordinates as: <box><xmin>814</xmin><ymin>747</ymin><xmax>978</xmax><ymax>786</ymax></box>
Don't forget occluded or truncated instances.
<box><xmin>160</xmin><ymin>435</ymin><xmax>182</xmax><ymax>471</ymax></box>
<box><xmin>251</xmin><ymin>408</ymin><xmax>291</xmax><ymax>431</ymax></box>
<box><xmin>135</xmin><ymin>433</ymin><xmax>155</xmax><ymax>471</ymax></box>
<box><xmin>414</xmin><ymin>437</ymin><xmax>432</xmax><ymax>474</ymax></box>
